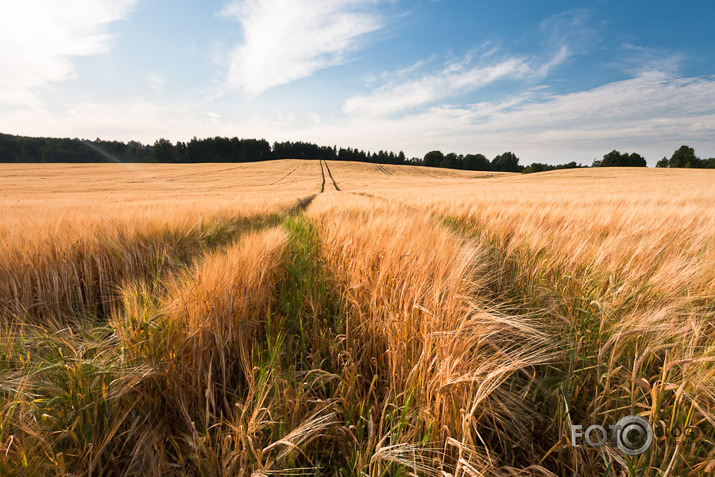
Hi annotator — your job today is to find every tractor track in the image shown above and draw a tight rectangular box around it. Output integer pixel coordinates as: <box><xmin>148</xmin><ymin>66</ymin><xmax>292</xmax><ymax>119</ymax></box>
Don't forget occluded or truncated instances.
<box><xmin>322</xmin><ymin>160</ymin><xmax>340</xmax><ymax>191</ymax></box>
<box><xmin>319</xmin><ymin>160</ymin><xmax>326</xmax><ymax>192</ymax></box>
<box><xmin>271</xmin><ymin>164</ymin><xmax>301</xmax><ymax>185</ymax></box>
<box><xmin>376</xmin><ymin>164</ymin><xmax>393</xmax><ymax>176</ymax></box>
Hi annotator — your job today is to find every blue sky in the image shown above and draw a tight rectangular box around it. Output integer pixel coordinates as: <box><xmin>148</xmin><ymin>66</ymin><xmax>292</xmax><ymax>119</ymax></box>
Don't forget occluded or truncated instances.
<box><xmin>1</xmin><ymin>0</ymin><xmax>714</xmax><ymax>164</ymax></box>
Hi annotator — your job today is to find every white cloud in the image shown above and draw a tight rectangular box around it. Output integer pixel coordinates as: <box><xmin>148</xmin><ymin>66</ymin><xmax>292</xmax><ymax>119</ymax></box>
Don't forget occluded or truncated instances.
<box><xmin>1</xmin><ymin>66</ymin><xmax>712</xmax><ymax>166</ymax></box>
<box><xmin>147</xmin><ymin>73</ymin><xmax>166</xmax><ymax>95</ymax></box>
<box><xmin>343</xmin><ymin>47</ymin><xmax>568</xmax><ymax>117</ymax></box>
<box><xmin>611</xmin><ymin>44</ymin><xmax>684</xmax><ymax>76</ymax></box>
<box><xmin>234</xmin><ymin>71</ymin><xmax>715</xmax><ymax>163</ymax></box>
<box><xmin>220</xmin><ymin>0</ymin><xmax>384</xmax><ymax>95</ymax></box>
<box><xmin>340</xmin><ymin>8</ymin><xmax>588</xmax><ymax>119</ymax></box>
<box><xmin>370</xmin><ymin>72</ymin><xmax>715</xmax><ymax>162</ymax></box>
<box><xmin>474</xmin><ymin>72</ymin><xmax>715</xmax><ymax>137</ymax></box>
<box><xmin>206</xmin><ymin>112</ymin><xmax>222</xmax><ymax>124</ymax></box>
<box><xmin>539</xmin><ymin>9</ymin><xmax>597</xmax><ymax>54</ymax></box>
<box><xmin>0</xmin><ymin>97</ymin><xmax>230</xmax><ymax>144</ymax></box>
<box><xmin>0</xmin><ymin>0</ymin><xmax>137</xmax><ymax>108</ymax></box>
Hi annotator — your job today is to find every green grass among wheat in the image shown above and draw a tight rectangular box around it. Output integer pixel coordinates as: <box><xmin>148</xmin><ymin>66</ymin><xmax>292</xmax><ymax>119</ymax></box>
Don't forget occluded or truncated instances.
<box><xmin>0</xmin><ymin>161</ymin><xmax>713</xmax><ymax>476</ymax></box>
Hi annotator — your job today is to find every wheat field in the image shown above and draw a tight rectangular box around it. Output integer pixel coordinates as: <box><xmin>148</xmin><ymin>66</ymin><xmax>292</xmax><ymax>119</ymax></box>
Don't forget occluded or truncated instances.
<box><xmin>0</xmin><ymin>161</ymin><xmax>713</xmax><ymax>476</ymax></box>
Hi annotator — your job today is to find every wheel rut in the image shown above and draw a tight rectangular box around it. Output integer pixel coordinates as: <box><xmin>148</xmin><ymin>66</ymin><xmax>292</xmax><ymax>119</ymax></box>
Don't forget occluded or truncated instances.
<box><xmin>319</xmin><ymin>160</ymin><xmax>326</xmax><ymax>192</ymax></box>
<box><xmin>322</xmin><ymin>160</ymin><xmax>340</xmax><ymax>191</ymax></box>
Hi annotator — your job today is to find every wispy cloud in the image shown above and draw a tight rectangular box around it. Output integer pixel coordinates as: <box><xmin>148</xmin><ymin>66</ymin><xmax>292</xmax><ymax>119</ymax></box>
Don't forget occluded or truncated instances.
<box><xmin>3</xmin><ymin>71</ymin><xmax>712</xmax><ymax>165</ymax></box>
<box><xmin>611</xmin><ymin>44</ymin><xmax>684</xmax><ymax>76</ymax></box>
<box><xmin>343</xmin><ymin>47</ymin><xmax>568</xmax><ymax>117</ymax></box>
<box><xmin>338</xmin><ymin>72</ymin><xmax>715</xmax><ymax>162</ymax></box>
<box><xmin>461</xmin><ymin>72</ymin><xmax>715</xmax><ymax>137</ymax></box>
<box><xmin>220</xmin><ymin>0</ymin><xmax>385</xmax><ymax>95</ymax></box>
<box><xmin>539</xmin><ymin>9</ymin><xmax>598</xmax><ymax>54</ymax></box>
<box><xmin>1</xmin><ymin>2</ymin><xmax>711</xmax><ymax>166</ymax></box>
<box><xmin>147</xmin><ymin>73</ymin><xmax>166</xmax><ymax>95</ymax></box>
<box><xmin>220</xmin><ymin>71</ymin><xmax>714</xmax><ymax>164</ymax></box>
<box><xmin>341</xmin><ymin>8</ymin><xmax>594</xmax><ymax>119</ymax></box>
<box><xmin>0</xmin><ymin>0</ymin><xmax>138</xmax><ymax>108</ymax></box>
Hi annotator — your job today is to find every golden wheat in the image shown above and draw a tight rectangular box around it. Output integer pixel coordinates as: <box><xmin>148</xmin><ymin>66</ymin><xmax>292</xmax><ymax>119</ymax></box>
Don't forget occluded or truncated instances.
<box><xmin>1</xmin><ymin>161</ymin><xmax>713</xmax><ymax>476</ymax></box>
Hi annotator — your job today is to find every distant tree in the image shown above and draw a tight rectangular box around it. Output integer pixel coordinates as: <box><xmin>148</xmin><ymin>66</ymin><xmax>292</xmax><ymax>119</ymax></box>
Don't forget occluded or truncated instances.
<box><xmin>595</xmin><ymin>150</ymin><xmax>646</xmax><ymax>167</ymax></box>
<box><xmin>175</xmin><ymin>141</ymin><xmax>188</xmax><ymax>162</ymax></box>
<box><xmin>440</xmin><ymin>152</ymin><xmax>459</xmax><ymax>169</ymax></box>
<box><xmin>463</xmin><ymin>153</ymin><xmax>490</xmax><ymax>171</ymax></box>
<box><xmin>555</xmin><ymin>161</ymin><xmax>581</xmax><ymax>170</ymax></box>
<box><xmin>124</xmin><ymin>140</ymin><xmax>150</xmax><ymax>162</ymax></box>
<box><xmin>151</xmin><ymin>138</ymin><xmax>178</xmax><ymax>162</ymax></box>
<box><xmin>704</xmin><ymin>157</ymin><xmax>715</xmax><ymax>169</ymax></box>
<box><xmin>40</xmin><ymin>138</ymin><xmax>89</xmax><ymax>162</ymax></box>
<box><xmin>600</xmin><ymin>150</ymin><xmax>622</xmax><ymax>167</ymax></box>
<box><xmin>656</xmin><ymin>157</ymin><xmax>669</xmax><ymax>168</ymax></box>
<box><xmin>423</xmin><ymin>150</ymin><xmax>444</xmax><ymax>167</ymax></box>
<box><xmin>491</xmin><ymin>151</ymin><xmax>523</xmax><ymax>172</ymax></box>
<box><xmin>522</xmin><ymin>162</ymin><xmax>551</xmax><ymax>174</ymax></box>
<box><xmin>242</xmin><ymin>139</ymin><xmax>271</xmax><ymax>162</ymax></box>
<box><xmin>602</xmin><ymin>151</ymin><xmax>617</xmax><ymax>166</ymax></box>
<box><xmin>624</xmin><ymin>152</ymin><xmax>646</xmax><ymax>167</ymax></box>
<box><xmin>523</xmin><ymin>161</ymin><xmax>584</xmax><ymax>174</ymax></box>
<box><xmin>455</xmin><ymin>154</ymin><xmax>465</xmax><ymax>169</ymax></box>
<box><xmin>669</xmin><ymin>145</ymin><xmax>701</xmax><ymax>168</ymax></box>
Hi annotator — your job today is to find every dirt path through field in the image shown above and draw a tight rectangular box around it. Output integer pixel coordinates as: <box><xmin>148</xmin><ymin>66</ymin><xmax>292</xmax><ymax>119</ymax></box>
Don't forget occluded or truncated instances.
<box><xmin>270</xmin><ymin>164</ymin><xmax>301</xmax><ymax>185</ymax></box>
<box><xmin>319</xmin><ymin>161</ymin><xmax>326</xmax><ymax>192</ymax></box>
<box><xmin>323</xmin><ymin>160</ymin><xmax>340</xmax><ymax>191</ymax></box>
<box><xmin>376</xmin><ymin>164</ymin><xmax>393</xmax><ymax>176</ymax></box>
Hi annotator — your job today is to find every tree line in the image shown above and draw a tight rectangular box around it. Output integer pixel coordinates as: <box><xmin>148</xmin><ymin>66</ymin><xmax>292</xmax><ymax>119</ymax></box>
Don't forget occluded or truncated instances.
<box><xmin>655</xmin><ymin>145</ymin><xmax>715</xmax><ymax>169</ymax></box>
<box><xmin>0</xmin><ymin>133</ymin><xmax>712</xmax><ymax>172</ymax></box>
<box><xmin>0</xmin><ymin>133</ymin><xmax>410</xmax><ymax>166</ymax></box>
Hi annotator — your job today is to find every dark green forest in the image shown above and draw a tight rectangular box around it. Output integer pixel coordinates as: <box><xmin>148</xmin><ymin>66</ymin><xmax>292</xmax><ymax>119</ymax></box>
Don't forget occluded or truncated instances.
<box><xmin>0</xmin><ymin>133</ymin><xmax>712</xmax><ymax>173</ymax></box>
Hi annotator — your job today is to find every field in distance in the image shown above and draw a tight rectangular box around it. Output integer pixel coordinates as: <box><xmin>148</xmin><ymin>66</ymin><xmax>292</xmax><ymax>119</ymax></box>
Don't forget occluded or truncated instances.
<box><xmin>1</xmin><ymin>161</ymin><xmax>713</xmax><ymax>476</ymax></box>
